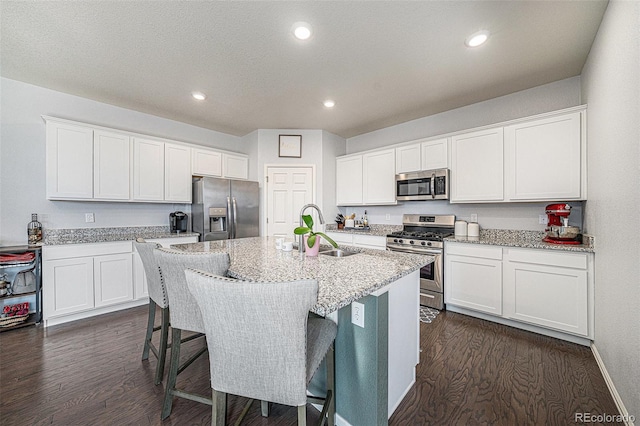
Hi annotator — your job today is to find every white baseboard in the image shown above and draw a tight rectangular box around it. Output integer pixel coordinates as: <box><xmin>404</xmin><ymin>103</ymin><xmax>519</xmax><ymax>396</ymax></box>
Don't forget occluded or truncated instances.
<box><xmin>44</xmin><ymin>298</ymin><xmax>148</xmax><ymax>327</ymax></box>
<box><xmin>591</xmin><ymin>343</ymin><xmax>635</xmax><ymax>426</ymax></box>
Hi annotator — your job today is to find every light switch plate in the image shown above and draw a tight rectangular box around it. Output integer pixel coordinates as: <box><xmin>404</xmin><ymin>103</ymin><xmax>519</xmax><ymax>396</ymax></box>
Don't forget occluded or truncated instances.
<box><xmin>470</xmin><ymin>213</ymin><xmax>478</xmax><ymax>222</ymax></box>
<box><xmin>385</xmin><ymin>214</ymin><xmax>391</xmax><ymax>221</ymax></box>
<box><xmin>539</xmin><ymin>214</ymin><xmax>547</xmax><ymax>225</ymax></box>
<box><xmin>85</xmin><ymin>213</ymin><xmax>95</xmax><ymax>223</ymax></box>
<box><xmin>351</xmin><ymin>302</ymin><xmax>365</xmax><ymax>328</ymax></box>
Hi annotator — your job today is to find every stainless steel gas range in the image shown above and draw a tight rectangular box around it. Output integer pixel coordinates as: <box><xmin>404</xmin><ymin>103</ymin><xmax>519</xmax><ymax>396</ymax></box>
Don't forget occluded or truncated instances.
<box><xmin>386</xmin><ymin>214</ymin><xmax>455</xmax><ymax>310</ymax></box>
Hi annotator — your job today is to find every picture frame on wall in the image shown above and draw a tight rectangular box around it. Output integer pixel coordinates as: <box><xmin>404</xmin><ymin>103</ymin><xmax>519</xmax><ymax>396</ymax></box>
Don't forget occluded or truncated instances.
<box><xmin>279</xmin><ymin>134</ymin><xmax>302</xmax><ymax>158</ymax></box>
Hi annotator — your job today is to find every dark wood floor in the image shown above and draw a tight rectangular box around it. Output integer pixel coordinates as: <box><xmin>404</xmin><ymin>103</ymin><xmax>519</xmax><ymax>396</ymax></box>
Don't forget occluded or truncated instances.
<box><xmin>0</xmin><ymin>306</ymin><xmax>618</xmax><ymax>425</ymax></box>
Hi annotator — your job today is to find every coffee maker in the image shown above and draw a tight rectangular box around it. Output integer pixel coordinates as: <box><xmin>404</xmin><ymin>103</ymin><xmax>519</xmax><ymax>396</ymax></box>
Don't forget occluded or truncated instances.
<box><xmin>169</xmin><ymin>211</ymin><xmax>188</xmax><ymax>234</ymax></box>
<box><xmin>543</xmin><ymin>203</ymin><xmax>581</xmax><ymax>245</ymax></box>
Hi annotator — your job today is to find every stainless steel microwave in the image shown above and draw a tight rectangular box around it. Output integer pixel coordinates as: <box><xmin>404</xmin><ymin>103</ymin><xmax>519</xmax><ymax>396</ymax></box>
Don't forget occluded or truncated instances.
<box><xmin>396</xmin><ymin>169</ymin><xmax>449</xmax><ymax>201</ymax></box>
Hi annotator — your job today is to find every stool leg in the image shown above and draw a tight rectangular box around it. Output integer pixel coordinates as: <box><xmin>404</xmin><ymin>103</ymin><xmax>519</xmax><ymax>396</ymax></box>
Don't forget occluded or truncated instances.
<box><xmin>297</xmin><ymin>405</ymin><xmax>306</xmax><ymax>426</ymax></box>
<box><xmin>142</xmin><ymin>300</ymin><xmax>157</xmax><ymax>361</ymax></box>
<box><xmin>261</xmin><ymin>400</ymin><xmax>269</xmax><ymax>417</ymax></box>
<box><xmin>212</xmin><ymin>390</ymin><xmax>227</xmax><ymax>426</ymax></box>
<box><xmin>161</xmin><ymin>327</ymin><xmax>181</xmax><ymax>420</ymax></box>
<box><xmin>154</xmin><ymin>306</ymin><xmax>170</xmax><ymax>385</ymax></box>
<box><xmin>326</xmin><ymin>344</ymin><xmax>335</xmax><ymax>426</ymax></box>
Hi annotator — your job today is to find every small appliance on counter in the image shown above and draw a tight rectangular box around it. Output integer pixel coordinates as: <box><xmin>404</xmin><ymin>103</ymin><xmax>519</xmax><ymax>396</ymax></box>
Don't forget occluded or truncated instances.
<box><xmin>169</xmin><ymin>211</ymin><xmax>188</xmax><ymax>234</ymax></box>
<box><xmin>543</xmin><ymin>203</ymin><xmax>581</xmax><ymax>245</ymax></box>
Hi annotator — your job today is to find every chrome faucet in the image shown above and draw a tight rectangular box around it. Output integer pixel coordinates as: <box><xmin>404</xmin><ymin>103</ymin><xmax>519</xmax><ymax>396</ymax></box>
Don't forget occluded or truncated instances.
<box><xmin>298</xmin><ymin>204</ymin><xmax>325</xmax><ymax>253</ymax></box>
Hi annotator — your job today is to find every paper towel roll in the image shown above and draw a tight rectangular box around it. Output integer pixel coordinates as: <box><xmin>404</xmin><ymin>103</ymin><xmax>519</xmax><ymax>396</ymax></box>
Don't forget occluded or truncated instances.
<box><xmin>468</xmin><ymin>222</ymin><xmax>480</xmax><ymax>237</ymax></box>
<box><xmin>454</xmin><ymin>220</ymin><xmax>468</xmax><ymax>236</ymax></box>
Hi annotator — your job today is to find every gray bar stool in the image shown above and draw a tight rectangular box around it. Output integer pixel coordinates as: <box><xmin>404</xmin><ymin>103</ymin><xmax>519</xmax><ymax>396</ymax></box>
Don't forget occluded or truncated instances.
<box><xmin>134</xmin><ymin>238</ymin><xmax>170</xmax><ymax>385</ymax></box>
<box><xmin>154</xmin><ymin>248</ymin><xmax>230</xmax><ymax>420</ymax></box>
<box><xmin>185</xmin><ymin>269</ymin><xmax>336</xmax><ymax>426</ymax></box>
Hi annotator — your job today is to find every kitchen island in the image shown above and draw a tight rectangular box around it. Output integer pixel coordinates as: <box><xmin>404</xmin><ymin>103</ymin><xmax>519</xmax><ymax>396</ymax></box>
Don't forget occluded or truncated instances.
<box><xmin>171</xmin><ymin>237</ymin><xmax>433</xmax><ymax>426</ymax></box>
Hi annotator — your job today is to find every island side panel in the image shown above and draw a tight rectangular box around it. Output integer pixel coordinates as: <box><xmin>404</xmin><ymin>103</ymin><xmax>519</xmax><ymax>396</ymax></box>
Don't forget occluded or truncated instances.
<box><xmin>335</xmin><ymin>293</ymin><xmax>389</xmax><ymax>426</ymax></box>
<box><xmin>387</xmin><ymin>270</ymin><xmax>420</xmax><ymax>414</ymax></box>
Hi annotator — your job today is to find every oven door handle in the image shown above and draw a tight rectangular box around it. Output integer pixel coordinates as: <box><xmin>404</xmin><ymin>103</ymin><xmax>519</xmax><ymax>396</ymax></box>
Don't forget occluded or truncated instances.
<box><xmin>387</xmin><ymin>246</ymin><xmax>441</xmax><ymax>255</ymax></box>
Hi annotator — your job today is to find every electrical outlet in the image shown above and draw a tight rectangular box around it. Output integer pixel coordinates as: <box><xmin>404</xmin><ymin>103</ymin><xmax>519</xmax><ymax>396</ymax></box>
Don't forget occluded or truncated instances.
<box><xmin>85</xmin><ymin>213</ymin><xmax>95</xmax><ymax>223</ymax></box>
<box><xmin>539</xmin><ymin>214</ymin><xmax>547</xmax><ymax>225</ymax></box>
<box><xmin>385</xmin><ymin>214</ymin><xmax>391</xmax><ymax>221</ymax></box>
<box><xmin>351</xmin><ymin>302</ymin><xmax>365</xmax><ymax>328</ymax></box>
<box><xmin>470</xmin><ymin>213</ymin><xmax>478</xmax><ymax>222</ymax></box>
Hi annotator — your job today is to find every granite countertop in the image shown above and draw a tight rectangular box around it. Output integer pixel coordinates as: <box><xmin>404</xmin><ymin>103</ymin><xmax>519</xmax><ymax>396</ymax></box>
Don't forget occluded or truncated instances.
<box><xmin>171</xmin><ymin>236</ymin><xmax>433</xmax><ymax>316</ymax></box>
<box><xmin>43</xmin><ymin>226</ymin><xmax>199</xmax><ymax>245</ymax></box>
<box><xmin>324</xmin><ymin>224</ymin><xmax>402</xmax><ymax>237</ymax></box>
<box><xmin>445</xmin><ymin>229</ymin><xmax>595</xmax><ymax>253</ymax></box>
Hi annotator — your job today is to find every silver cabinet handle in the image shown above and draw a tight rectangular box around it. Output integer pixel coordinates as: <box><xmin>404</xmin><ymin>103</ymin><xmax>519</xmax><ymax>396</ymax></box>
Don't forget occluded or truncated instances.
<box><xmin>422</xmin><ymin>294</ymin><xmax>436</xmax><ymax>299</ymax></box>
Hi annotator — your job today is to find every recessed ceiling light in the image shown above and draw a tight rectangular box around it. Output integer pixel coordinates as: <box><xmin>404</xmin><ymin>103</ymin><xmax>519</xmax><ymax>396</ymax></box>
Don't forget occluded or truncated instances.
<box><xmin>192</xmin><ymin>92</ymin><xmax>206</xmax><ymax>101</ymax></box>
<box><xmin>323</xmin><ymin>100</ymin><xmax>335</xmax><ymax>108</ymax></box>
<box><xmin>293</xmin><ymin>22</ymin><xmax>312</xmax><ymax>40</ymax></box>
<box><xmin>465</xmin><ymin>30</ymin><xmax>490</xmax><ymax>47</ymax></box>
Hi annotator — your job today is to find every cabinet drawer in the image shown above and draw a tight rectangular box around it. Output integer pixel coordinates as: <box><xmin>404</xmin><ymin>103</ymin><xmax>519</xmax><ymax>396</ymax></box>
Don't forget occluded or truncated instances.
<box><xmin>445</xmin><ymin>243</ymin><xmax>502</xmax><ymax>260</ymax></box>
<box><xmin>44</xmin><ymin>241</ymin><xmax>133</xmax><ymax>260</ymax></box>
<box><xmin>505</xmin><ymin>248</ymin><xmax>587</xmax><ymax>269</ymax></box>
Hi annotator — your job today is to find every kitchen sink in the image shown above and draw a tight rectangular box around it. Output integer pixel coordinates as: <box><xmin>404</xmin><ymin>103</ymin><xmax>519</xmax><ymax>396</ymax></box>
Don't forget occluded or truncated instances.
<box><xmin>319</xmin><ymin>249</ymin><xmax>359</xmax><ymax>258</ymax></box>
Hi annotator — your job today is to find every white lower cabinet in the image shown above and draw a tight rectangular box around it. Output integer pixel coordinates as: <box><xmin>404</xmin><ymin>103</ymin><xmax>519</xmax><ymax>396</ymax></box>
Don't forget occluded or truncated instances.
<box><xmin>44</xmin><ymin>237</ymin><xmax>197</xmax><ymax>327</ymax></box>
<box><xmin>444</xmin><ymin>242</ymin><xmax>593</xmax><ymax>340</ymax></box>
<box><xmin>445</xmin><ymin>244</ymin><xmax>503</xmax><ymax>316</ymax></box>
<box><xmin>503</xmin><ymin>248</ymin><xmax>589</xmax><ymax>336</ymax></box>
<box><xmin>93</xmin><ymin>253</ymin><xmax>133</xmax><ymax>308</ymax></box>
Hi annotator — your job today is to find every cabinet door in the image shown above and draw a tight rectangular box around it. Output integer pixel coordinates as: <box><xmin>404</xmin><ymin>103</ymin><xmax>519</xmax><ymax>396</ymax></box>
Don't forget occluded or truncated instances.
<box><xmin>363</xmin><ymin>149</ymin><xmax>396</xmax><ymax>204</ymax></box>
<box><xmin>445</xmin><ymin>254</ymin><xmax>503</xmax><ymax>316</ymax></box>
<box><xmin>451</xmin><ymin>127</ymin><xmax>504</xmax><ymax>202</ymax></box>
<box><xmin>43</xmin><ymin>257</ymin><xmax>94</xmax><ymax>318</ymax></box>
<box><xmin>505</xmin><ymin>111</ymin><xmax>583</xmax><ymax>201</ymax></box>
<box><xmin>165</xmin><ymin>143</ymin><xmax>192</xmax><ymax>202</ymax></box>
<box><xmin>223</xmin><ymin>153</ymin><xmax>249</xmax><ymax>180</ymax></box>
<box><xmin>133</xmin><ymin>138</ymin><xmax>165</xmax><ymax>201</ymax></box>
<box><xmin>336</xmin><ymin>156</ymin><xmax>363</xmax><ymax>205</ymax></box>
<box><xmin>45</xmin><ymin>121</ymin><xmax>94</xmax><ymax>199</ymax></box>
<box><xmin>395</xmin><ymin>144</ymin><xmax>422</xmax><ymax>174</ymax></box>
<box><xmin>192</xmin><ymin>148</ymin><xmax>222</xmax><ymax>177</ymax></box>
<box><xmin>503</xmin><ymin>260</ymin><xmax>588</xmax><ymax>336</ymax></box>
<box><xmin>421</xmin><ymin>138</ymin><xmax>448</xmax><ymax>170</ymax></box>
<box><xmin>94</xmin><ymin>130</ymin><xmax>131</xmax><ymax>200</ymax></box>
<box><xmin>94</xmin><ymin>253</ymin><xmax>133</xmax><ymax>308</ymax></box>
<box><xmin>353</xmin><ymin>234</ymin><xmax>386</xmax><ymax>250</ymax></box>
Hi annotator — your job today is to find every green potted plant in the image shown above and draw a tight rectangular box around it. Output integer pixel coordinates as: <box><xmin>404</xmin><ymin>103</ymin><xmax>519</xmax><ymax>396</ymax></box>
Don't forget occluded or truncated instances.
<box><xmin>294</xmin><ymin>214</ymin><xmax>339</xmax><ymax>256</ymax></box>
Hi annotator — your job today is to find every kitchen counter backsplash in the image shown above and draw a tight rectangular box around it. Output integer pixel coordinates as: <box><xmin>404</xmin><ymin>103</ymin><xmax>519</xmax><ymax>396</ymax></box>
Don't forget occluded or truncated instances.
<box><xmin>445</xmin><ymin>229</ymin><xmax>595</xmax><ymax>253</ymax></box>
<box><xmin>43</xmin><ymin>226</ymin><xmax>199</xmax><ymax>245</ymax></box>
<box><xmin>325</xmin><ymin>223</ymin><xmax>402</xmax><ymax>237</ymax></box>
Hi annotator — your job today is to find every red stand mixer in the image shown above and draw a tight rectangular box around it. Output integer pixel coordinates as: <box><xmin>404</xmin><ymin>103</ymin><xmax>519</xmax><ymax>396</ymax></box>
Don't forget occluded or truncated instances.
<box><xmin>543</xmin><ymin>203</ymin><xmax>582</xmax><ymax>245</ymax></box>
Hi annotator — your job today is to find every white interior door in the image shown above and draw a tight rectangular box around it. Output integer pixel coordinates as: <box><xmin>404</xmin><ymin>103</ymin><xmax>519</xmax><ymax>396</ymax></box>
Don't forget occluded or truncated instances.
<box><xmin>266</xmin><ymin>167</ymin><xmax>314</xmax><ymax>238</ymax></box>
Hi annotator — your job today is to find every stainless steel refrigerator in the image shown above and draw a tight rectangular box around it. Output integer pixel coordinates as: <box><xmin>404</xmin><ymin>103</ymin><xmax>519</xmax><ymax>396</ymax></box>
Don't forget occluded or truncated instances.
<box><xmin>191</xmin><ymin>177</ymin><xmax>259</xmax><ymax>241</ymax></box>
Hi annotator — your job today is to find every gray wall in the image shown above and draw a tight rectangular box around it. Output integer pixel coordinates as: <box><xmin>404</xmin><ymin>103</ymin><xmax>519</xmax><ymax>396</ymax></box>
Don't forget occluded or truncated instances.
<box><xmin>0</xmin><ymin>78</ymin><xmax>244</xmax><ymax>245</ymax></box>
<box><xmin>343</xmin><ymin>77</ymin><xmax>584</xmax><ymax>231</ymax></box>
<box><xmin>581</xmin><ymin>0</ymin><xmax>640</xmax><ymax>418</ymax></box>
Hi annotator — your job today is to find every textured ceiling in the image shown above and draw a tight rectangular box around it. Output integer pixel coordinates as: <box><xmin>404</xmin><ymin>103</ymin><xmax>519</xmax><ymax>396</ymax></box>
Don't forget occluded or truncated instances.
<box><xmin>1</xmin><ymin>1</ymin><xmax>607</xmax><ymax>138</ymax></box>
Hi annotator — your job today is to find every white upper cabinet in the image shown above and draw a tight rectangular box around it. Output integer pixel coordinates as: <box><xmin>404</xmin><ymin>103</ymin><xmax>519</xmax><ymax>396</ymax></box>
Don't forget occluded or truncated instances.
<box><xmin>395</xmin><ymin>138</ymin><xmax>448</xmax><ymax>174</ymax></box>
<box><xmin>46</xmin><ymin>121</ymin><xmax>94</xmax><ymax>199</ymax></box>
<box><xmin>336</xmin><ymin>155</ymin><xmax>364</xmax><ymax>205</ymax></box>
<box><xmin>451</xmin><ymin>127</ymin><xmax>504</xmax><ymax>202</ymax></box>
<box><xmin>164</xmin><ymin>143</ymin><xmax>191</xmax><ymax>202</ymax></box>
<box><xmin>133</xmin><ymin>138</ymin><xmax>165</xmax><ymax>201</ymax></box>
<box><xmin>421</xmin><ymin>138</ymin><xmax>448</xmax><ymax>170</ymax></box>
<box><xmin>192</xmin><ymin>147</ymin><xmax>222</xmax><ymax>177</ymax></box>
<box><xmin>223</xmin><ymin>152</ymin><xmax>249</xmax><ymax>180</ymax></box>
<box><xmin>93</xmin><ymin>130</ymin><xmax>131</xmax><ymax>200</ymax></box>
<box><xmin>395</xmin><ymin>143</ymin><xmax>422</xmax><ymax>174</ymax></box>
<box><xmin>363</xmin><ymin>149</ymin><xmax>396</xmax><ymax>205</ymax></box>
<box><xmin>505</xmin><ymin>110</ymin><xmax>584</xmax><ymax>201</ymax></box>
<box><xmin>44</xmin><ymin>116</ymin><xmax>248</xmax><ymax>203</ymax></box>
